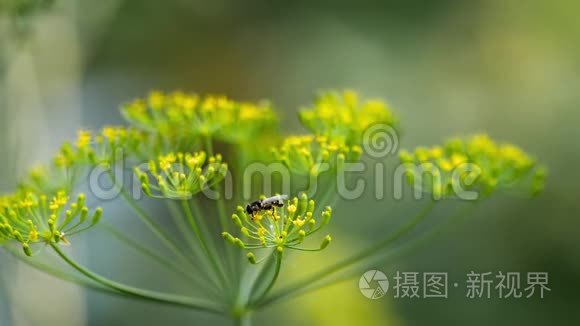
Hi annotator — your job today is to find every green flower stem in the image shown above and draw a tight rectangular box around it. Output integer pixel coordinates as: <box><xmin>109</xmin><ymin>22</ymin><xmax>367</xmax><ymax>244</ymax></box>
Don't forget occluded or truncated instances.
<box><xmin>100</xmin><ymin>222</ymin><xmax>220</xmax><ymax>299</ymax></box>
<box><xmin>233</xmin><ymin>267</ymin><xmax>254</xmax><ymax>314</ymax></box>
<box><xmin>254</xmin><ymin>200</ymin><xmax>435</xmax><ymax>309</ymax></box>
<box><xmin>306</xmin><ymin>178</ymin><xmax>338</xmax><ymax>237</ymax></box>
<box><xmin>234</xmin><ymin>312</ymin><xmax>253</xmax><ymax>326</ymax></box>
<box><xmin>203</xmin><ymin>135</ymin><xmax>238</xmax><ymax>288</ymax></box>
<box><xmin>231</xmin><ymin>262</ymin><xmax>263</xmax><ymax>326</ymax></box>
<box><xmin>315</xmin><ymin>177</ymin><xmax>337</xmax><ymax>210</ymax></box>
<box><xmin>166</xmin><ymin>200</ymin><xmax>206</xmax><ymax>258</ymax></box>
<box><xmin>166</xmin><ymin>201</ymin><xmax>218</xmax><ymax>283</ymax></box>
<box><xmin>204</xmin><ymin>135</ymin><xmax>214</xmax><ymax>156</ymax></box>
<box><xmin>108</xmin><ymin>170</ymin><xmax>194</xmax><ymax>270</ymax></box>
<box><xmin>4</xmin><ymin>245</ymin><xmax>112</xmax><ymax>294</ymax></box>
<box><xmin>50</xmin><ymin>243</ymin><xmax>224</xmax><ymax>314</ymax></box>
<box><xmin>188</xmin><ymin>198</ymin><xmax>226</xmax><ymax>263</ymax></box>
<box><xmin>286</xmin><ymin>247</ymin><xmax>324</xmax><ymax>252</ymax></box>
<box><xmin>259</xmin><ymin>201</ymin><xmax>481</xmax><ymax>306</ymax></box>
<box><xmin>232</xmin><ymin>146</ymin><xmax>251</xmax><ymax>289</ymax></box>
<box><xmin>181</xmin><ymin>200</ymin><xmax>230</xmax><ymax>293</ymax></box>
<box><xmin>216</xmin><ymin>189</ymin><xmax>237</xmax><ymax>282</ymax></box>
<box><xmin>359</xmin><ymin>200</ymin><xmax>481</xmax><ymax>273</ymax></box>
<box><xmin>254</xmin><ymin>254</ymin><xmax>282</xmax><ymax>303</ymax></box>
<box><xmin>202</xmin><ymin>136</ymin><xmax>229</xmax><ymax>234</ymax></box>
<box><xmin>241</xmin><ymin>250</ymin><xmax>281</xmax><ymax>307</ymax></box>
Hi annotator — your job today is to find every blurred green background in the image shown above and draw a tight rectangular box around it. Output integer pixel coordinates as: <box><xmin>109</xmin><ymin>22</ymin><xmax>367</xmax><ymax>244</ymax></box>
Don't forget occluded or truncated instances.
<box><xmin>1</xmin><ymin>0</ymin><xmax>579</xmax><ymax>325</ymax></box>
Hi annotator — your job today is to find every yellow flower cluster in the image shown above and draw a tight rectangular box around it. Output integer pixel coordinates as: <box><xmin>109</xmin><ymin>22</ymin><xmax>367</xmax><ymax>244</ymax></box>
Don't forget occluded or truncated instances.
<box><xmin>122</xmin><ymin>91</ymin><xmax>277</xmax><ymax>144</ymax></box>
<box><xmin>272</xmin><ymin>135</ymin><xmax>363</xmax><ymax>176</ymax></box>
<box><xmin>20</xmin><ymin>126</ymin><xmax>147</xmax><ymax>196</ymax></box>
<box><xmin>135</xmin><ymin>151</ymin><xmax>228</xmax><ymax>199</ymax></box>
<box><xmin>398</xmin><ymin>134</ymin><xmax>546</xmax><ymax>197</ymax></box>
<box><xmin>222</xmin><ymin>194</ymin><xmax>332</xmax><ymax>262</ymax></box>
<box><xmin>299</xmin><ymin>90</ymin><xmax>396</xmax><ymax>146</ymax></box>
<box><xmin>21</xmin><ymin>164</ymin><xmax>71</xmax><ymax>197</ymax></box>
<box><xmin>0</xmin><ymin>191</ymin><xmax>102</xmax><ymax>256</ymax></box>
<box><xmin>72</xmin><ymin>127</ymin><xmax>149</xmax><ymax>164</ymax></box>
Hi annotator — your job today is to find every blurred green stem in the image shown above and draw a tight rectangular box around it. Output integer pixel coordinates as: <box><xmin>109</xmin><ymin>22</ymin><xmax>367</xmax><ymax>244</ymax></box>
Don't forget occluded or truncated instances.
<box><xmin>255</xmin><ymin>254</ymin><xmax>282</xmax><ymax>302</ymax></box>
<box><xmin>51</xmin><ymin>243</ymin><xmax>224</xmax><ymax>314</ymax></box>
<box><xmin>100</xmin><ymin>222</ymin><xmax>220</xmax><ymax>299</ymax></box>
<box><xmin>254</xmin><ymin>200</ymin><xmax>436</xmax><ymax>309</ymax></box>
<box><xmin>166</xmin><ymin>200</ymin><xmax>222</xmax><ymax>289</ymax></box>
<box><xmin>234</xmin><ymin>313</ymin><xmax>252</xmax><ymax>326</ymax></box>
<box><xmin>204</xmin><ymin>135</ymin><xmax>238</xmax><ymax>288</ymax></box>
<box><xmin>166</xmin><ymin>201</ymin><xmax>211</xmax><ymax>267</ymax></box>
<box><xmin>181</xmin><ymin>199</ymin><xmax>230</xmax><ymax>292</ymax></box>
<box><xmin>257</xmin><ymin>200</ymin><xmax>481</xmax><ymax>308</ymax></box>
<box><xmin>4</xmin><ymin>245</ymin><xmax>110</xmax><ymax>293</ymax></box>
<box><xmin>107</xmin><ymin>170</ymin><xmax>193</xmax><ymax>270</ymax></box>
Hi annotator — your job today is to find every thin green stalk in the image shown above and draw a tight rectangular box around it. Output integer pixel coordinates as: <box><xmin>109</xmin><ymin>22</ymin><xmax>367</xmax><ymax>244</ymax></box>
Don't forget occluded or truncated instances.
<box><xmin>315</xmin><ymin>177</ymin><xmax>337</xmax><ymax>211</ymax></box>
<box><xmin>4</xmin><ymin>246</ymin><xmax>191</xmax><ymax>308</ymax></box>
<box><xmin>202</xmin><ymin>136</ymin><xmax>229</xmax><ymax>233</ymax></box>
<box><xmin>204</xmin><ymin>135</ymin><xmax>214</xmax><ymax>156</ymax></box>
<box><xmin>256</xmin><ymin>200</ymin><xmax>480</xmax><ymax>308</ymax></box>
<box><xmin>166</xmin><ymin>200</ymin><xmax>206</xmax><ymax>259</ymax></box>
<box><xmin>51</xmin><ymin>243</ymin><xmax>224</xmax><ymax>314</ymax></box>
<box><xmin>4</xmin><ymin>245</ymin><xmax>111</xmax><ymax>294</ymax></box>
<box><xmin>232</xmin><ymin>148</ymin><xmax>247</xmax><ymax>281</ymax></box>
<box><xmin>242</xmin><ymin>250</ymin><xmax>277</xmax><ymax>305</ymax></box>
<box><xmin>359</xmin><ymin>200</ymin><xmax>481</xmax><ymax>272</ymax></box>
<box><xmin>286</xmin><ymin>247</ymin><xmax>324</xmax><ymax>252</ymax></box>
<box><xmin>253</xmin><ymin>254</ymin><xmax>282</xmax><ymax>304</ymax></box>
<box><xmin>100</xmin><ymin>223</ymin><xmax>220</xmax><ymax>299</ymax></box>
<box><xmin>233</xmin><ymin>266</ymin><xmax>254</xmax><ymax>315</ymax></box>
<box><xmin>181</xmin><ymin>200</ymin><xmax>230</xmax><ymax>292</ymax></box>
<box><xmin>204</xmin><ymin>135</ymin><xmax>237</xmax><ymax>280</ymax></box>
<box><xmin>187</xmin><ymin>198</ymin><xmax>229</xmax><ymax>273</ymax></box>
<box><xmin>107</xmin><ymin>170</ymin><xmax>194</xmax><ymax>271</ymax></box>
<box><xmin>254</xmin><ymin>200</ymin><xmax>435</xmax><ymax>309</ymax></box>
<box><xmin>234</xmin><ymin>312</ymin><xmax>253</xmax><ymax>326</ymax></box>
<box><xmin>166</xmin><ymin>201</ymin><xmax>217</xmax><ymax>282</ymax></box>
<box><xmin>217</xmin><ymin>189</ymin><xmax>237</xmax><ymax>279</ymax></box>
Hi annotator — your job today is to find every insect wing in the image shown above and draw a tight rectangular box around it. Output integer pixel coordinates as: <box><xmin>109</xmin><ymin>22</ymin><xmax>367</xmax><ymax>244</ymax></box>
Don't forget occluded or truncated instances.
<box><xmin>261</xmin><ymin>194</ymin><xmax>288</xmax><ymax>206</ymax></box>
